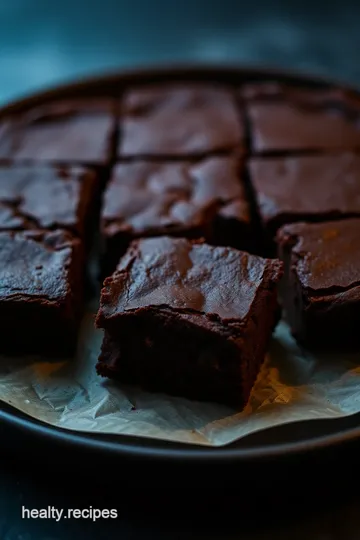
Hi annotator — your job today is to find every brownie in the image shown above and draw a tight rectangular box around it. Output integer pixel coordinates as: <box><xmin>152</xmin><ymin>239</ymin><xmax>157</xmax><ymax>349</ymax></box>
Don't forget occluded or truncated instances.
<box><xmin>0</xmin><ymin>229</ymin><xmax>83</xmax><ymax>356</ymax></box>
<box><xmin>0</xmin><ymin>165</ymin><xmax>98</xmax><ymax>239</ymax></box>
<box><xmin>3</xmin><ymin>99</ymin><xmax>116</xmax><ymax>164</ymax></box>
<box><xmin>95</xmin><ymin>237</ymin><xmax>283</xmax><ymax>408</ymax></box>
<box><xmin>243</xmin><ymin>83</ymin><xmax>360</xmax><ymax>153</ymax></box>
<box><xmin>277</xmin><ymin>219</ymin><xmax>360</xmax><ymax>350</ymax></box>
<box><xmin>212</xmin><ymin>197</ymin><xmax>252</xmax><ymax>251</ymax></box>
<box><xmin>240</xmin><ymin>81</ymin><xmax>357</xmax><ymax>104</ymax></box>
<box><xmin>248</xmin><ymin>152</ymin><xmax>360</xmax><ymax>244</ymax></box>
<box><xmin>119</xmin><ymin>84</ymin><xmax>244</xmax><ymax>157</ymax></box>
<box><xmin>101</xmin><ymin>155</ymin><xmax>251</xmax><ymax>274</ymax></box>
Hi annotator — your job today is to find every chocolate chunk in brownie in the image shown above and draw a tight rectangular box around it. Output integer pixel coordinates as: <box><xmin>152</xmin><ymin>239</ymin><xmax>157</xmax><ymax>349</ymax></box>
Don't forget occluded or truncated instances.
<box><xmin>95</xmin><ymin>237</ymin><xmax>283</xmax><ymax>408</ymax></box>
<box><xmin>5</xmin><ymin>99</ymin><xmax>117</xmax><ymax>164</ymax></box>
<box><xmin>100</xmin><ymin>155</ymin><xmax>252</xmax><ymax>274</ymax></box>
<box><xmin>277</xmin><ymin>219</ymin><xmax>360</xmax><ymax>350</ymax></box>
<box><xmin>119</xmin><ymin>84</ymin><xmax>244</xmax><ymax>157</ymax></box>
<box><xmin>243</xmin><ymin>84</ymin><xmax>360</xmax><ymax>153</ymax></box>
<box><xmin>249</xmin><ymin>152</ymin><xmax>360</xmax><ymax>245</ymax></box>
<box><xmin>0</xmin><ymin>165</ymin><xmax>98</xmax><ymax>239</ymax></box>
<box><xmin>0</xmin><ymin>229</ymin><xmax>83</xmax><ymax>356</ymax></box>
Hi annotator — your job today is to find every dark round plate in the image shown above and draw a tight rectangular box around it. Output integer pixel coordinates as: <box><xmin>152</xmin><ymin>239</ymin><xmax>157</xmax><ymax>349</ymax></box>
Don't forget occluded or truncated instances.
<box><xmin>1</xmin><ymin>64</ymin><xmax>360</xmax><ymax>466</ymax></box>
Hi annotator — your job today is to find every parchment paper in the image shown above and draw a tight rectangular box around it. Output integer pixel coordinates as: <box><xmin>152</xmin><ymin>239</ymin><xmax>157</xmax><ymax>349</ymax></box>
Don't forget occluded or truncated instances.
<box><xmin>1</xmin><ymin>303</ymin><xmax>360</xmax><ymax>447</ymax></box>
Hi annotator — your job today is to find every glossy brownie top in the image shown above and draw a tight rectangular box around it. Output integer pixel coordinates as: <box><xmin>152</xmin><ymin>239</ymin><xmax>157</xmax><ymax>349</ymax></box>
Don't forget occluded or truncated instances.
<box><xmin>243</xmin><ymin>83</ymin><xmax>360</xmax><ymax>152</ymax></box>
<box><xmin>96</xmin><ymin>236</ymin><xmax>283</xmax><ymax>323</ymax></box>
<box><xmin>102</xmin><ymin>155</ymin><xmax>249</xmax><ymax>237</ymax></box>
<box><xmin>0</xmin><ymin>229</ymin><xmax>81</xmax><ymax>304</ymax></box>
<box><xmin>0</xmin><ymin>165</ymin><xmax>96</xmax><ymax>236</ymax></box>
<box><xmin>0</xmin><ymin>98</ymin><xmax>116</xmax><ymax>164</ymax></box>
<box><xmin>119</xmin><ymin>84</ymin><xmax>244</xmax><ymax>157</ymax></box>
<box><xmin>277</xmin><ymin>218</ymin><xmax>360</xmax><ymax>292</ymax></box>
<box><xmin>249</xmin><ymin>152</ymin><xmax>360</xmax><ymax>229</ymax></box>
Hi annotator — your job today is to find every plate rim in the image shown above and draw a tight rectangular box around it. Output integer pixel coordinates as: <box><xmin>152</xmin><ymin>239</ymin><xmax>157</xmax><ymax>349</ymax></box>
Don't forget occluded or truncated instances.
<box><xmin>1</xmin><ymin>63</ymin><xmax>360</xmax><ymax>463</ymax></box>
<box><xmin>3</xmin><ymin>405</ymin><xmax>360</xmax><ymax>462</ymax></box>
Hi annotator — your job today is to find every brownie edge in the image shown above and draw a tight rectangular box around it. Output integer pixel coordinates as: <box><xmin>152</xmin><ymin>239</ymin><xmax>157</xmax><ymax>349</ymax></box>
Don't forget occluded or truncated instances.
<box><xmin>95</xmin><ymin>237</ymin><xmax>283</xmax><ymax>408</ymax></box>
<box><xmin>0</xmin><ymin>229</ymin><xmax>83</xmax><ymax>356</ymax></box>
<box><xmin>277</xmin><ymin>219</ymin><xmax>360</xmax><ymax>350</ymax></box>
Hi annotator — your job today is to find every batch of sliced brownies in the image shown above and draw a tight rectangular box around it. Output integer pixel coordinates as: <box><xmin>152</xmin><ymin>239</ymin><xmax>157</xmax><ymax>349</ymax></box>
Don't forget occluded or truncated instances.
<box><xmin>0</xmin><ymin>78</ymin><xmax>360</xmax><ymax>410</ymax></box>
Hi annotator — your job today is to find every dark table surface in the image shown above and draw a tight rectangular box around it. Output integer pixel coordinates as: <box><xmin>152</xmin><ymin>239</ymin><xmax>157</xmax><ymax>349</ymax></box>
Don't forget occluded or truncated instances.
<box><xmin>2</xmin><ymin>0</ymin><xmax>360</xmax><ymax>537</ymax></box>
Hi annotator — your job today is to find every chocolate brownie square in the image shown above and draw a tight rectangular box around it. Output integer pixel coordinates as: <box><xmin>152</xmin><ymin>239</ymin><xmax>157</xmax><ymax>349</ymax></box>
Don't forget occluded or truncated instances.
<box><xmin>0</xmin><ymin>229</ymin><xmax>83</xmax><ymax>356</ymax></box>
<box><xmin>5</xmin><ymin>99</ymin><xmax>116</xmax><ymax>165</ymax></box>
<box><xmin>277</xmin><ymin>219</ymin><xmax>360</xmax><ymax>350</ymax></box>
<box><xmin>243</xmin><ymin>83</ymin><xmax>360</xmax><ymax>153</ymax></box>
<box><xmin>249</xmin><ymin>152</ymin><xmax>360</xmax><ymax>243</ymax></box>
<box><xmin>0</xmin><ymin>165</ymin><xmax>98</xmax><ymax>240</ymax></box>
<box><xmin>95</xmin><ymin>237</ymin><xmax>283</xmax><ymax>408</ymax></box>
<box><xmin>119</xmin><ymin>84</ymin><xmax>244</xmax><ymax>157</ymax></box>
<box><xmin>101</xmin><ymin>155</ymin><xmax>251</xmax><ymax>274</ymax></box>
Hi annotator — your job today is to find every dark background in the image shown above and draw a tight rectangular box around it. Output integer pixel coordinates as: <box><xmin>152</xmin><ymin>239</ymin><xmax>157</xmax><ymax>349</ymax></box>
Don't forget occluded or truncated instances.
<box><xmin>2</xmin><ymin>0</ymin><xmax>360</xmax><ymax>538</ymax></box>
<box><xmin>1</xmin><ymin>0</ymin><xmax>360</xmax><ymax>105</ymax></box>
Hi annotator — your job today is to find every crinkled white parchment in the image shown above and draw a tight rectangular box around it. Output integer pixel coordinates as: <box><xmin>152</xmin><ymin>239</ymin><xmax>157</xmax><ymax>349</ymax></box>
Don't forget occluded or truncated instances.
<box><xmin>1</xmin><ymin>308</ymin><xmax>360</xmax><ymax>447</ymax></box>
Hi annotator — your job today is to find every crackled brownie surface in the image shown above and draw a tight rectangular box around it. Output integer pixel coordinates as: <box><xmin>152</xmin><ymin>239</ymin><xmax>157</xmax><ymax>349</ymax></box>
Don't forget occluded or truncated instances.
<box><xmin>101</xmin><ymin>155</ymin><xmax>251</xmax><ymax>273</ymax></box>
<box><xmin>243</xmin><ymin>83</ymin><xmax>360</xmax><ymax>153</ymax></box>
<box><xmin>97</xmin><ymin>237</ymin><xmax>279</xmax><ymax>319</ymax></box>
<box><xmin>119</xmin><ymin>84</ymin><xmax>244</xmax><ymax>157</ymax></box>
<box><xmin>0</xmin><ymin>229</ymin><xmax>83</xmax><ymax>355</ymax></box>
<box><xmin>2</xmin><ymin>98</ymin><xmax>117</xmax><ymax>164</ymax></box>
<box><xmin>0</xmin><ymin>165</ymin><xmax>98</xmax><ymax>237</ymax></box>
<box><xmin>248</xmin><ymin>152</ymin><xmax>360</xmax><ymax>239</ymax></box>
